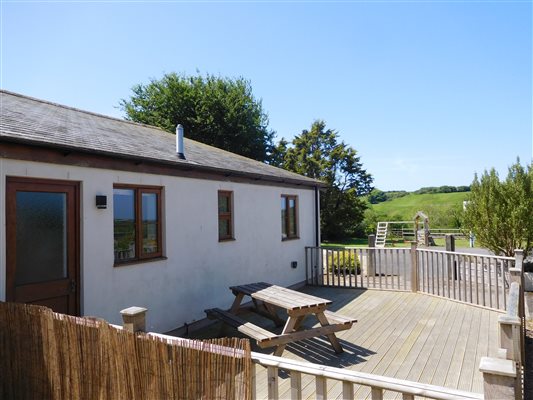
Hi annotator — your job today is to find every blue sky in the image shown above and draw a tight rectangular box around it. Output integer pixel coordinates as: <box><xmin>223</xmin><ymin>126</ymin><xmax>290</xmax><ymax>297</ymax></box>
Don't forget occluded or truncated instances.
<box><xmin>2</xmin><ymin>1</ymin><xmax>531</xmax><ymax>191</ymax></box>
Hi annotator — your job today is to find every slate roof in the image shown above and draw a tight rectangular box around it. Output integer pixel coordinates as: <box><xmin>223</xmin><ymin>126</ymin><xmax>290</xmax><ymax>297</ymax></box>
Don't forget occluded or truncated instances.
<box><xmin>0</xmin><ymin>90</ymin><xmax>324</xmax><ymax>188</ymax></box>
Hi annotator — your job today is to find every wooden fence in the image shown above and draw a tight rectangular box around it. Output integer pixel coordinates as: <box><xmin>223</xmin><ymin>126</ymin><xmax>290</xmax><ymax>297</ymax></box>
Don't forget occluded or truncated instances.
<box><xmin>0</xmin><ymin>302</ymin><xmax>252</xmax><ymax>400</ymax></box>
<box><xmin>479</xmin><ymin>250</ymin><xmax>525</xmax><ymax>400</ymax></box>
<box><xmin>417</xmin><ymin>248</ymin><xmax>514</xmax><ymax>310</ymax></box>
<box><xmin>250</xmin><ymin>352</ymin><xmax>483</xmax><ymax>400</ymax></box>
<box><xmin>306</xmin><ymin>244</ymin><xmax>518</xmax><ymax>312</ymax></box>
<box><xmin>306</xmin><ymin>246</ymin><xmax>413</xmax><ymax>292</ymax></box>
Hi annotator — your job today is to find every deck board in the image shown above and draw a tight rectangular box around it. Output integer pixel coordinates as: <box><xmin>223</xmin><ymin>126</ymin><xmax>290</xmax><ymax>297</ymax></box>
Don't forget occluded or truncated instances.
<box><xmin>190</xmin><ymin>286</ymin><xmax>501</xmax><ymax>399</ymax></box>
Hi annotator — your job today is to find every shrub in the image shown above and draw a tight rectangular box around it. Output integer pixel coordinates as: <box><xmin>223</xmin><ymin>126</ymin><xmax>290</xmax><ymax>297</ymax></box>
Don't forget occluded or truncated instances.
<box><xmin>327</xmin><ymin>250</ymin><xmax>361</xmax><ymax>275</ymax></box>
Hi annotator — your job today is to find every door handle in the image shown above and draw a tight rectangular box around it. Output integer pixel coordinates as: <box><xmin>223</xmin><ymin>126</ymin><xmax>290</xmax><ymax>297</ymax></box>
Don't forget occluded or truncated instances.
<box><xmin>70</xmin><ymin>279</ymin><xmax>77</xmax><ymax>293</ymax></box>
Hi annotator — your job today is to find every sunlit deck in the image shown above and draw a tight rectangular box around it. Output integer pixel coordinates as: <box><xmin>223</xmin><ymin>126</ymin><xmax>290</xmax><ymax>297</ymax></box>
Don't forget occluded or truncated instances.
<box><xmin>191</xmin><ymin>286</ymin><xmax>502</xmax><ymax>399</ymax></box>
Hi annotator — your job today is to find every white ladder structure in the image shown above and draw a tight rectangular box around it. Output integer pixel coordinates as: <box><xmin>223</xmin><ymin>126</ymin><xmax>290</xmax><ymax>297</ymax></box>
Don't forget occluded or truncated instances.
<box><xmin>375</xmin><ymin>222</ymin><xmax>388</xmax><ymax>247</ymax></box>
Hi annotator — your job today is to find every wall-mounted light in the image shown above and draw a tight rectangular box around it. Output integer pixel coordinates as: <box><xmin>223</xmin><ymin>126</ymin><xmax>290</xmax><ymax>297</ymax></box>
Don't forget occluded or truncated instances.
<box><xmin>291</xmin><ymin>261</ymin><xmax>298</xmax><ymax>269</ymax></box>
<box><xmin>96</xmin><ymin>195</ymin><xmax>107</xmax><ymax>209</ymax></box>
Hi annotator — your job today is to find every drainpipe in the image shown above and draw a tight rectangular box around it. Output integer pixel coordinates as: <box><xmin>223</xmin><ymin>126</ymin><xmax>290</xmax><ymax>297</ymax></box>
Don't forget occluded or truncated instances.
<box><xmin>314</xmin><ymin>186</ymin><xmax>320</xmax><ymax>247</ymax></box>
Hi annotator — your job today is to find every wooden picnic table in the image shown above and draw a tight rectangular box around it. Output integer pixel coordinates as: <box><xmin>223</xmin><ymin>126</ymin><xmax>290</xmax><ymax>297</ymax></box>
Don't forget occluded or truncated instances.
<box><xmin>205</xmin><ymin>282</ymin><xmax>357</xmax><ymax>356</ymax></box>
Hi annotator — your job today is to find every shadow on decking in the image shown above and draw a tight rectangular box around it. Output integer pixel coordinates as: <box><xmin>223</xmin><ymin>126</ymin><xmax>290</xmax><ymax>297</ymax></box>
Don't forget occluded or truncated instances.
<box><xmin>283</xmin><ymin>336</ymin><xmax>375</xmax><ymax>367</ymax></box>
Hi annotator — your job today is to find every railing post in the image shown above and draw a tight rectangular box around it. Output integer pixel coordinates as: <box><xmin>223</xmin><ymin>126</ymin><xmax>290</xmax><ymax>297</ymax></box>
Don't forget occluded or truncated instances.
<box><xmin>445</xmin><ymin>235</ymin><xmax>457</xmax><ymax>282</ymax></box>
<box><xmin>479</xmin><ymin>357</ymin><xmax>518</xmax><ymax>400</ymax></box>
<box><xmin>410</xmin><ymin>242</ymin><xmax>418</xmax><ymax>292</ymax></box>
<box><xmin>120</xmin><ymin>306</ymin><xmax>147</xmax><ymax>333</ymax></box>
<box><xmin>368</xmin><ymin>235</ymin><xmax>376</xmax><ymax>278</ymax></box>
<box><xmin>498</xmin><ymin>315</ymin><xmax>521</xmax><ymax>364</ymax></box>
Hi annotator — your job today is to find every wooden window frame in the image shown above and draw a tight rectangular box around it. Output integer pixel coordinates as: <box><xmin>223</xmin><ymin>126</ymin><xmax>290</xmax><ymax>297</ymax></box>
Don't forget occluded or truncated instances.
<box><xmin>281</xmin><ymin>194</ymin><xmax>299</xmax><ymax>241</ymax></box>
<box><xmin>113</xmin><ymin>184</ymin><xmax>163</xmax><ymax>266</ymax></box>
<box><xmin>218</xmin><ymin>190</ymin><xmax>234</xmax><ymax>242</ymax></box>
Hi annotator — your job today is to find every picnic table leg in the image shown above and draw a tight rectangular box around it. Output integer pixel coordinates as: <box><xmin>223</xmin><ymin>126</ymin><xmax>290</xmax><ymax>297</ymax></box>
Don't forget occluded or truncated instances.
<box><xmin>273</xmin><ymin>316</ymin><xmax>299</xmax><ymax>356</ymax></box>
<box><xmin>316</xmin><ymin>312</ymin><xmax>344</xmax><ymax>354</ymax></box>
<box><xmin>229</xmin><ymin>292</ymin><xmax>245</xmax><ymax>314</ymax></box>
<box><xmin>261</xmin><ymin>302</ymin><xmax>285</xmax><ymax>327</ymax></box>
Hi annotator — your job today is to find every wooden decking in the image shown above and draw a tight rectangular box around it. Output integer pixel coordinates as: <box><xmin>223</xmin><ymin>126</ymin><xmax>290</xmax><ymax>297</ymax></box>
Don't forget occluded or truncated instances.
<box><xmin>192</xmin><ymin>286</ymin><xmax>502</xmax><ymax>399</ymax></box>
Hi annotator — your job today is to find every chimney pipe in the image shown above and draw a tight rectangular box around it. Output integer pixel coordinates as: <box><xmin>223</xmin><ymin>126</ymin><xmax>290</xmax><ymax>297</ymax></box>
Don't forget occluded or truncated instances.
<box><xmin>176</xmin><ymin>124</ymin><xmax>185</xmax><ymax>160</ymax></box>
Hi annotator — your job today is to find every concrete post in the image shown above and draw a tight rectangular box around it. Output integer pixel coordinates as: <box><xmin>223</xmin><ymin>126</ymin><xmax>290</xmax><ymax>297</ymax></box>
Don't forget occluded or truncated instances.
<box><xmin>368</xmin><ymin>235</ymin><xmax>376</xmax><ymax>277</ymax></box>
<box><xmin>410</xmin><ymin>242</ymin><xmax>418</xmax><ymax>292</ymax></box>
<box><xmin>120</xmin><ymin>306</ymin><xmax>147</xmax><ymax>333</ymax></box>
<box><xmin>479</xmin><ymin>357</ymin><xmax>517</xmax><ymax>400</ymax></box>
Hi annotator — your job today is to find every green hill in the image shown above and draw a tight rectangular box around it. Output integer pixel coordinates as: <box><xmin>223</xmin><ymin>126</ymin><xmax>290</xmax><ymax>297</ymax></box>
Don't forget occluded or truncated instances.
<box><xmin>368</xmin><ymin>192</ymin><xmax>469</xmax><ymax>228</ymax></box>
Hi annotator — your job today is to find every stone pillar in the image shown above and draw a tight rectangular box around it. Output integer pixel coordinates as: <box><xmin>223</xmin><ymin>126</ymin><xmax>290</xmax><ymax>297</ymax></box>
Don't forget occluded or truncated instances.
<box><xmin>479</xmin><ymin>357</ymin><xmax>517</xmax><ymax>400</ymax></box>
<box><xmin>120</xmin><ymin>306</ymin><xmax>148</xmax><ymax>333</ymax></box>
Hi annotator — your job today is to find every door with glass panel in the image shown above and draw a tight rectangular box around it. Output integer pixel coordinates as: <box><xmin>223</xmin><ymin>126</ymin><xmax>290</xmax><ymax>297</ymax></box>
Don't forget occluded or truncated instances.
<box><xmin>6</xmin><ymin>177</ymin><xmax>79</xmax><ymax>315</ymax></box>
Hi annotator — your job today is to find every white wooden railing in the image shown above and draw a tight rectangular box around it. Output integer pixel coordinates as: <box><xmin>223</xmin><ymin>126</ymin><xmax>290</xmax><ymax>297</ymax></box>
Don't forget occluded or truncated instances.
<box><xmin>250</xmin><ymin>352</ymin><xmax>483</xmax><ymax>400</ymax></box>
<box><xmin>306</xmin><ymin>244</ymin><xmax>519</xmax><ymax>311</ymax></box>
<box><xmin>416</xmin><ymin>248</ymin><xmax>514</xmax><ymax>310</ymax></box>
<box><xmin>305</xmin><ymin>246</ymin><xmax>413</xmax><ymax>291</ymax></box>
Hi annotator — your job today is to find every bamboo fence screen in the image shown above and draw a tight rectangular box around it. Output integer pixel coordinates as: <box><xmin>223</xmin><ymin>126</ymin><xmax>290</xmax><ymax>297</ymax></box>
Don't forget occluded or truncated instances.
<box><xmin>0</xmin><ymin>302</ymin><xmax>252</xmax><ymax>399</ymax></box>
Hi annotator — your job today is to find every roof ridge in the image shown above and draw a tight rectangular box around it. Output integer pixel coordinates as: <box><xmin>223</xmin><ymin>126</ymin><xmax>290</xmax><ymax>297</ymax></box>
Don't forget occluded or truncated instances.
<box><xmin>0</xmin><ymin>89</ymin><xmax>171</xmax><ymax>135</ymax></box>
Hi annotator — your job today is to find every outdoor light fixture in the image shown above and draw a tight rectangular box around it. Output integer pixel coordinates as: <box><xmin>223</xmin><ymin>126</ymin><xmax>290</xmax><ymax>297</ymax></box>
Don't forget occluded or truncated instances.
<box><xmin>95</xmin><ymin>195</ymin><xmax>107</xmax><ymax>209</ymax></box>
<box><xmin>291</xmin><ymin>261</ymin><xmax>298</xmax><ymax>269</ymax></box>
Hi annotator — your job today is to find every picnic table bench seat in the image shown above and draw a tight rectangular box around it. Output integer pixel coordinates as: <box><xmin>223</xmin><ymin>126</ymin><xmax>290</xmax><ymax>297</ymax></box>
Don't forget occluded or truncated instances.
<box><xmin>323</xmin><ymin>310</ymin><xmax>357</xmax><ymax>326</ymax></box>
<box><xmin>205</xmin><ymin>308</ymin><xmax>277</xmax><ymax>346</ymax></box>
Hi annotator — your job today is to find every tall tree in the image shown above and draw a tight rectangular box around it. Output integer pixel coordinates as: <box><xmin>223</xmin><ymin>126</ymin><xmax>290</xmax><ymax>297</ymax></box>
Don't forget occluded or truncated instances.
<box><xmin>462</xmin><ymin>159</ymin><xmax>533</xmax><ymax>257</ymax></box>
<box><xmin>120</xmin><ymin>73</ymin><xmax>275</xmax><ymax>162</ymax></box>
<box><xmin>277</xmin><ymin>120</ymin><xmax>373</xmax><ymax>239</ymax></box>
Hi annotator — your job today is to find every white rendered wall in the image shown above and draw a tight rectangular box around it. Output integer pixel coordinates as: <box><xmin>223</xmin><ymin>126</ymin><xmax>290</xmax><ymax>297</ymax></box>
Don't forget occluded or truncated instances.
<box><xmin>0</xmin><ymin>159</ymin><xmax>317</xmax><ymax>332</ymax></box>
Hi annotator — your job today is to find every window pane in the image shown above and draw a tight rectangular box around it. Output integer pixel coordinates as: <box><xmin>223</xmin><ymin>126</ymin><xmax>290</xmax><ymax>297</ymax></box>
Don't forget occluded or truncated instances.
<box><xmin>289</xmin><ymin>199</ymin><xmax>297</xmax><ymax>236</ymax></box>
<box><xmin>219</xmin><ymin>218</ymin><xmax>230</xmax><ymax>238</ymax></box>
<box><xmin>114</xmin><ymin>189</ymin><xmax>136</xmax><ymax>261</ymax></box>
<box><xmin>281</xmin><ymin>198</ymin><xmax>287</xmax><ymax>238</ymax></box>
<box><xmin>218</xmin><ymin>194</ymin><xmax>230</xmax><ymax>213</ymax></box>
<box><xmin>142</xmin><ymin>192</ymin><xmax>159</xmax><ymax>254</ymax></box>
<box><xmin>15</xmin><ymin>192</ymin><xmax>67</xmax><ymax>285</ymax></box>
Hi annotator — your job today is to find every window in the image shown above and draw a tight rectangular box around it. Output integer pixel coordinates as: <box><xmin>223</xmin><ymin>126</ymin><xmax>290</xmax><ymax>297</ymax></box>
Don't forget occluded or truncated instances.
<box><xmin>281</xmin><ymin>195</ymin><xmax>298</xmax><ymax>240</ymax></box>
<box><xmin>113</xmin><ymin>185</ymin><xmax>162</xmax><ymax>264</ymax></box>
<box><xmin>218</xmin><ymin>191</ymin><xmax>234</xmax><ymax>241</ymax></box>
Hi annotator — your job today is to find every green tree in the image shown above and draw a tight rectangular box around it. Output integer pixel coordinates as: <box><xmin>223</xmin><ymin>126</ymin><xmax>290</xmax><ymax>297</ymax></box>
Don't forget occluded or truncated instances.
<box><xmin>462</xmin><ymin>160</ymin><xmax>533</xmax><ymax>256</ymax></box>
<box><xmin>277</xmin><ymin>120</ymin><xmax>373</xmax><ymax>240</ymax></box>
<box><xmin>120</xmin><ymin>73</ymin><xmax>275</xmax><ymax>162</ymax></box>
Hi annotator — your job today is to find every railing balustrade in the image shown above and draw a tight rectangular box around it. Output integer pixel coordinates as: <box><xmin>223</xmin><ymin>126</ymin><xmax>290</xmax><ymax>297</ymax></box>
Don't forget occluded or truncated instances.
<box><xmin>417</xmin><ymin>248</ymin><xmax>514</xmax><ymax>311</ymax></box>
<box><xmin>306</xmin><ymin>245</ymin><xmax>516</xmax><ymax>312</ymax></box>
<box><xmin>305</xmin><ymin>246</ymin><xmax>412</xmax><ymax>291</ymax></box>
<box><xmin>251</xmin><ymin>352</ymin><xmax>483</xmax><ymax>400</ymax></box>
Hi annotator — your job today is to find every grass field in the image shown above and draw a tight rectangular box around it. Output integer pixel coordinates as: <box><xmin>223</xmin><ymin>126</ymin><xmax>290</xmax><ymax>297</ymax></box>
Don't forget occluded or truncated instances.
<box><xmin>370</xmin><ymin>192</ymin><xmax>469</xmax><ymax>221</ymax></box>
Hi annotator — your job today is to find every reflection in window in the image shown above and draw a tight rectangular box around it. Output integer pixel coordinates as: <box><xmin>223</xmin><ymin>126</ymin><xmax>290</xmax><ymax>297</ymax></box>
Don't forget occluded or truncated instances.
<box><xmin>113</xmin><ymin>186</ymin><xmax>162</xmax><ymax>264</ymax></box>
<box><xmin>218</xmin><ymin>191</ymin><xmax>233</xmax><ymax>241</ymax></box>
<box><xmin>281</xmin><ymin>195</ymin><xmax>298</xmax><ymax>240</ymax></box>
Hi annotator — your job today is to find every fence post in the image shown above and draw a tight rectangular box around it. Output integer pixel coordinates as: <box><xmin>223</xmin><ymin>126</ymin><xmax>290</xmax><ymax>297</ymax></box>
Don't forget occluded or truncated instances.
<box><xmin>498</xmin><ymin>314</ymin><xmax>521</xmax><ymax>364</ymax></box>
<box><xmin>445</xmin><ymin>235</ymin><xmax>457</xmax><ymax>282</ymax></box>
<box><xmin>410</xmin><ymin>242</ymin><xmax>418</xmax><ymax>292</ymax></box>
<box><xmin>479</xmin><ymin>357</ymin><xmax>517</xmax><ymax>400</ymax></box>
<box><xmin>121</xmin><ymin>306</ymin><xmax>147</xmax><ymax>333</ymax></box>
<box><xmin>511</xmin><ymin>249</ymin><xmax>525</xmax><ymax>381</ymax></box>
<box><xmin>368</xmin><ymin>235</ymin><xmax>376</xmax><ymax>277</ymax></box>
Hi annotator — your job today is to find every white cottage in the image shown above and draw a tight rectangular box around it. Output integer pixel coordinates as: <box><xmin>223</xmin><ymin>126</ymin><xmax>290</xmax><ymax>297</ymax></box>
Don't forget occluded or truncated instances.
<box><xmin>0</xmin><ymin>90</ymin><xmax>324</xmax><ymax>332</ymax></box>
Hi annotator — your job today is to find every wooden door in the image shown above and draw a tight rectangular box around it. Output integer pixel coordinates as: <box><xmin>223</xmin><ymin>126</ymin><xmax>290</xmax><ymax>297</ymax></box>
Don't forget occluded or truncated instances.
<box><xmin>6</xmin><ymin>177</ymin><xmax>80</xmax><ymax>315</ymax></box>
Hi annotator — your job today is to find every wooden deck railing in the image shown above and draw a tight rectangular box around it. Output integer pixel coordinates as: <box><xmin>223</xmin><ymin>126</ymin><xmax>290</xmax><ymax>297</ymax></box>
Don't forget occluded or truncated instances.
<box><xmin>478</xmin><ymin>249</ymin><xmax>524</xmax><ymax>400</ymax></box>
<box><xmin>305</xmin><ymin>246</ymin><xmax>413</xmax><ymax>291</ymax></box>
<box><xmin>250</xmin><ymin>352</ymin><xmax>483</xmax><ymax>400</ymax></box>
<box><xmin>416</xmin><ymin>248</ymin><xmax>514</xmax><ymax>310</ymax></box>
<box><xmin>306</xmin><ymin>244</ymin><xmax>519</xmax><ymax>311</ymax></box>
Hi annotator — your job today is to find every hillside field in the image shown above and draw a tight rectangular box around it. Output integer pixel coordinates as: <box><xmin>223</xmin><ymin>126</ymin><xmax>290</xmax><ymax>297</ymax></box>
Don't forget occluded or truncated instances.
<box><xmin>369</xmin><ymin>192</ymin><xmax>469</xmax><ymax>227</ymax></box>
